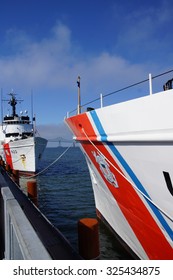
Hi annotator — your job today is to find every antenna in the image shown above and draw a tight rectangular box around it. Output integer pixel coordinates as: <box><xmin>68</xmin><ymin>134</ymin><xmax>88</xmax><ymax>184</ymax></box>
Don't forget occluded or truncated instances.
<box><xmin>3</xmin><ymin>92</ymin><xmax>23</xmax><ymax>117</ymax></box>
<box><xmin>1</xmin><ymin>88</ymin><xmax>3</xmax><ymax>126</ymax></box>
<box><xmin>31</xmin><ymin>89</ymin><xmax>36</xmax><ymax>136</ymax></box>
<box><xmin>31</xmin><ymin>89</ymin><xmax>33</xmax><ymax>123</ymax></box>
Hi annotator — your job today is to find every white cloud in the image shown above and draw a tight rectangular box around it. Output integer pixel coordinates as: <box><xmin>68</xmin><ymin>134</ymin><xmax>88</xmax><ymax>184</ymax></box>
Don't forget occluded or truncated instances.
<box><xmin>0</xmin><ymin>21</ymin><xmax>151</xmax><ymax>94</ymax></box>
<box><xmin>0</xmin><ymin>22</ymin><xmax>75</xmax><ymax>90</ymax></box>
<box><xmin>1</xmin><ymin>19</ymin><xmax>170</xmax><ymax>138</ymax></box>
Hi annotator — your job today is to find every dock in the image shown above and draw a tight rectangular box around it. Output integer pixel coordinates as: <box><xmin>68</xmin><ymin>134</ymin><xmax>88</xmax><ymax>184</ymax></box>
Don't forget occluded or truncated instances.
<box><xmin>0</xmin><ymin>166</ymin><xmax>82</xmax><ymax>260</ymax></box>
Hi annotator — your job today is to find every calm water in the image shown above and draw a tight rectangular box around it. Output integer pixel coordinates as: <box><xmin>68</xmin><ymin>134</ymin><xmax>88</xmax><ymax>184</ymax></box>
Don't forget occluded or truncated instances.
<box><xmin>31</xmin><ymin>147</ymin><xmax>133</xmax><ymax>260</ymax></box>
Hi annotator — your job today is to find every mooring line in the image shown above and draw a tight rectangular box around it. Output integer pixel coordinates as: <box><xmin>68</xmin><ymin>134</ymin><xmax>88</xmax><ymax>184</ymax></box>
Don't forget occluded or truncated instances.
<box><xmin>82</xmin><ymin>127</ymin><xmax>173</xmax><ymax>223</ymax></box>
<box><xmin>20</xmin><ymin>145</ymin><xmax>72</xmax><ymax>179</ymax></box>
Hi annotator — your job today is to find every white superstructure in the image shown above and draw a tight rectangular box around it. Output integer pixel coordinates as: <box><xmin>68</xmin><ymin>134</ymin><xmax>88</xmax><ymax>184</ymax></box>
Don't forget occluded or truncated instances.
<box><xmin>0</xmin><ymin>93</ymin><xmax>47</xmax><ymax>173</ymax></box>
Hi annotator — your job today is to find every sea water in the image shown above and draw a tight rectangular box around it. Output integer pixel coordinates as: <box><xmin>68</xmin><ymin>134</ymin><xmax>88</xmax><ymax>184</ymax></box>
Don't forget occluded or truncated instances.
<box><xmin>35</xmin><ymin>147</ymin><xmax>133</xmax><ymax>260</ymax></box>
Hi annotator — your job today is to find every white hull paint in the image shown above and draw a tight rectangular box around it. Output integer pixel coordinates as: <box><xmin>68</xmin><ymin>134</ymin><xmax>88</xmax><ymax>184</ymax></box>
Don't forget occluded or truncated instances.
<box><xmin>65</xmin><ymin>83</ymin><xmax>173</xmax><ymax>259</ymax></box>
<box><xmin>0</xmin><ymin>93</ymin><xmax>47</xmax><ymax>173</ymax></box>
<box><xmin>0</xmin><ymin>136</ymin><xmax>47</xmax><ymax>173</ymax></box>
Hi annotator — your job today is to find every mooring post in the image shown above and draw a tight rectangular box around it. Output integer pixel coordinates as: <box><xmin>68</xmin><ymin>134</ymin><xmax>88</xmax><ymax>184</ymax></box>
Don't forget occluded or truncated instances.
<box><xmin>27</xmin><ymin>181</ymin><xmax>38</xmax><ymax>206</ymax></box>
<box><xmin>5</xmin><ymin>164</ymin><xmax>11</xmax><ymax>173</ymax></box>
<box><xmin>12</xmin><ymin>169</ymin><xmax>19</xmax><ymax>185</ymax></box>
<box><xmin>78</xmin><ymin>218</ymin><xmax>100</xmax><ymax>259</ymax></box>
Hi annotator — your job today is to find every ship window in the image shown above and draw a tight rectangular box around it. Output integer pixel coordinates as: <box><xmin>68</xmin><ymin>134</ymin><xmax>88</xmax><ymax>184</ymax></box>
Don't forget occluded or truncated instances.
<box><xmin>6</xmin><ymin>133</ymin><xmax>19</xmax><ymax>137</ymax></box>
<box><xmin>22</xmin><ymin>132</ymin><xmax>33</xmax><ymax>138</ymax></box>
<box><xmin>4</xmin><ymin>116</ymin><xmax>14</xmax><ymax>121</ymax></box>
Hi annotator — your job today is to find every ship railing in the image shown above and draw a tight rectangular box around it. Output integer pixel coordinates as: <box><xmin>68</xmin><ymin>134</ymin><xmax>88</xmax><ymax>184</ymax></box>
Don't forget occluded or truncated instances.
<box><xmin>1</xmin><ymin>187</ymin><xmax>51</xmax><ymax>260</ymax></box>
<box><xmin>66</xmin><ymin>69</ymin><xmax>173</xmax><ymax>118</ymax></box>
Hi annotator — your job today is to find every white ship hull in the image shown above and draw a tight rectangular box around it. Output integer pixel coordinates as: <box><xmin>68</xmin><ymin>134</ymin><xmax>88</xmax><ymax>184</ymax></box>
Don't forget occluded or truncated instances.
<box><xmin>0</xmin><ymin>136</ymin><xmax>47</xmax><ymax>173</ymax></box>
<box><xmin>0</xmin><ymin>93</ymin><xmax>47</xmax><ymax>174</ymax></box>
<box><xmin>65</xmin><ymin>88</ymin><xmax>173</xmax><ymax>259</ymax></box>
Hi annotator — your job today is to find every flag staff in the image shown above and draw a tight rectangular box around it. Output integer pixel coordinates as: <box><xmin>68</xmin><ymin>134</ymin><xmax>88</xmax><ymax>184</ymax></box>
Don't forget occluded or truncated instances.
<box><xmin>77</xmin><ymin>76</ymin><xmax>81</xmax><ymax>114</ymax></box>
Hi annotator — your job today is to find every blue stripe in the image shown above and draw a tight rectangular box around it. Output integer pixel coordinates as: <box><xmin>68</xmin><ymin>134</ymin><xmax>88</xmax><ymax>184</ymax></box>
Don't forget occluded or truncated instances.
<box><xmin>90</xmin><ymin>110</ymin><xmax>108</xmax><ymax>141</ymax></box>
<box><xmin>90</xmin><ymin>110</ymin><xmax>173</xmax><ymax>241</ymax></box>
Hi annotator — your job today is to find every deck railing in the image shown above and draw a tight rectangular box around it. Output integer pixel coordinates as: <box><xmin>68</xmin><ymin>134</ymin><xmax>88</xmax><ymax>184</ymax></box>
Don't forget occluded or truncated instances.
<box><xmin>67</xmin><ymin>69</ymin><xmax>173</xmax><ymax>117</ymax></box>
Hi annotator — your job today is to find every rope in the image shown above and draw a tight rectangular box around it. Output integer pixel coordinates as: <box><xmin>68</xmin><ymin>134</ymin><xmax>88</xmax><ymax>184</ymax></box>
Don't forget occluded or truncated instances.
<box><xmin>20</xmin><ymin>145</ymin><xmax>72</xmax><ymax>179</ymax></box>
<box><xmin>82</xmin><ymin>128</ymin><xmax>173</xmax><ymax>223</ymax></box>
<box><xmin>12</xmin><ymin>145</ymin><xmax>33</xmax><ymax>164</ymax></box>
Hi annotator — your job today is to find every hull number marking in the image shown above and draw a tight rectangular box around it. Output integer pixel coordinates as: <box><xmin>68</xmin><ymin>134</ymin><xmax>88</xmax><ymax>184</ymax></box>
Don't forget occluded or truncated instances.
<box><xmin>163</xmin><ymin>171</ymin><xmax>173</xmax><ymax>196</ymax></box>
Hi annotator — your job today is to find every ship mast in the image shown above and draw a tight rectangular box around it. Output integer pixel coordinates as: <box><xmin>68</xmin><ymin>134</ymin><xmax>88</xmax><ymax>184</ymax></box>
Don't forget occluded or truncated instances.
<box><xmin>7</xmin><ymin>93</ymin><xmax>23</xmax><ymax>117</ymax></box>
<box><xmin>9</xmin><ymin>93</ymin><xmax>17</xmax><ymax>116</ymax></box>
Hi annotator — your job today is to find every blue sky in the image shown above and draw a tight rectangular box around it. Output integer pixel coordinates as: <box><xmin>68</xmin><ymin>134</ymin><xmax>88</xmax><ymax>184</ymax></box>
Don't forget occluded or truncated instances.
<box><xmin>0</xmin><ymin>0</ymin><xmax>173</xmax><ymax>141</ymax></box>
